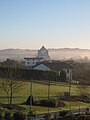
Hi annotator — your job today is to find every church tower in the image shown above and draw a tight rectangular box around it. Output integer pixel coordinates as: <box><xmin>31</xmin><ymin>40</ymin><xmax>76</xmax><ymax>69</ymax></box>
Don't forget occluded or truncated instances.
<box><xmin>37</xmin><ymin>46</ymin><xmax>50</xmax><ymax>60</ymax></box>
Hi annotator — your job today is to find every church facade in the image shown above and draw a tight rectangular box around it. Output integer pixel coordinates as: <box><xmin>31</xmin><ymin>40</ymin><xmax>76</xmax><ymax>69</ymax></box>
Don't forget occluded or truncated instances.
<box><xmin>24</xmin><ymin>46</ymin><xmax>50</xmax><ymax>67</ymax></box>
<box><xmin>37</xmin><ymin>46</ymin><xmax>50</xmax><ymax>60</ymax></box>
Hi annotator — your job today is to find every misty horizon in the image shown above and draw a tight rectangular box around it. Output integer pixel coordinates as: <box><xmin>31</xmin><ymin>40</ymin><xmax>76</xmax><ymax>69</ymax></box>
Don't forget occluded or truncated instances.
<box><xmin>0</xmin><ymin>47</ymin><xmax>90</xmax><ymax>51</ymax></box>
<box><xmin>0</xmin><ymin>47</ymin><xmax>90</xmax><ymax>62</ymax></box>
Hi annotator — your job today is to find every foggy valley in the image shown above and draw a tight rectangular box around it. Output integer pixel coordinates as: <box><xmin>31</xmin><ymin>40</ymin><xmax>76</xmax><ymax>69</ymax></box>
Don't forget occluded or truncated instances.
<box><xmin>0</xmin><ymin>48</ymin><xmax>90</xmax><ymax>62</ymax></box>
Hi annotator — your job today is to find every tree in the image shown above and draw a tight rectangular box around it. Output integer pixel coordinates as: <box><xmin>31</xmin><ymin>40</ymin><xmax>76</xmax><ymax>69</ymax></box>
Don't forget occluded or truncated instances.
<box><xmin>0</xmin><ymin>69</ymin><xmax>24</xmax><ymax>104</ymax></box>
<box><xmin>1</xmin><ymin>59</ymin><xmax>20</xmax><ymax>67</ymax></box>
<box><xmin>0</xmin><ymin>78</ymin><xmax>24</xmax><ymax>104</ymax></box>
<box><xmin>59</xmin><ymin>70</ymin><xmax>66</xmax><ymax>82</ymax></box>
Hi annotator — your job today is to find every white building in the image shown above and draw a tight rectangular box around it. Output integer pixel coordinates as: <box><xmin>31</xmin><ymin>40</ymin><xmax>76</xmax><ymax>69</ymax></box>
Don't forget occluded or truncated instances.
<box><xmin>37</xmin><ymin>46</ymin><xmax>50</xmax><ymax>60</ymax></box>
<box><xmin>24</xmin><ymin>57</ymin><xmax>44</xmax><ymax>67</ymax></box>
<box><xmin>24</xmin><ymin>46</ymin><xmax>50</xmax><ymax>67</ymax></box>
<box><xmin>33</xmin><ymin>62</ymin><xmax>72</xmax><ymax>80</ymax></box>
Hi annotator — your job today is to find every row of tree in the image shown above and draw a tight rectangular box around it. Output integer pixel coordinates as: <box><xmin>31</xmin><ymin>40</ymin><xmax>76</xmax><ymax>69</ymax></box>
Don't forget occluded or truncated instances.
<box><xmin>0</xmin><ymin>66</ymin><xmax>58</xmax><ymax>81</ymax></box>
<box><xmin>0</xmin><ymin>66</ymin><xmax>67</xmax><ymax>81</ymax></box>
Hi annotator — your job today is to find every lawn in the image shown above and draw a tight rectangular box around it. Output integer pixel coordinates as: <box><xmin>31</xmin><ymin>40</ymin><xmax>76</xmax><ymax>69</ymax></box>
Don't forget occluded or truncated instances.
<box><xmin>0</xmin><ymin>79</ymin><xmax>79</xmax><ymax>103</ymax></box>
<box><xmin>0</xmin><ymin>79</ymin><xmax>90</xmax><ymax>114</ymax></box>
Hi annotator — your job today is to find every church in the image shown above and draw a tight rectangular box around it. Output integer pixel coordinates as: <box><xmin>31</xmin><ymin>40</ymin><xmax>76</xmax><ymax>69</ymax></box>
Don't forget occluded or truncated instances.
<box><xmin>24</xmin><ymin>46</ymin><xmax>50</xmax><ymax>67</ymax></box>
<box><xmin>24</xmin><ymin>46</ymin><xmax>72</xmax><ymax>80</ymax></box>
<box><xmin>37</xmin><ymin>46</ymin><xmax>50</xmax><ymax>60</ymax></box>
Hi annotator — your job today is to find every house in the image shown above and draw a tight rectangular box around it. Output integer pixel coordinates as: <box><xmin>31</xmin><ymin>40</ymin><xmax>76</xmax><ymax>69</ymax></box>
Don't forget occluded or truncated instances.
<box><xmin>24</xmin><ymin>46</ymin><xmax>50</xmax><ymax>67</ymax></box>
<box><xmin>33</xmin><ymin>61</ymin><xmax>73</xmax><ymax>80</ymax></box>
<box><xmin>24</xmin><ymin>57</ymin><xmax>44</xmax><ymax>67</ymax></box>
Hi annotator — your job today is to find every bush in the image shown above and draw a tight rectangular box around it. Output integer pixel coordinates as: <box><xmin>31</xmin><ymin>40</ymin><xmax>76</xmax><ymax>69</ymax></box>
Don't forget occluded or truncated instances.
<box><xmin>59</xmin><ymin>110</ymin><xmax>69</xmax><ymax>117</ymax></box>
<box><xmin>59</xmin><ymin>70</ymin><xmax>66</xmax><ymax>82</ymax></box>
<box><xmin>64</xmin><ymin>92</ymin><xmax>70</xmax><ymax>97</ymax></box>
<box><xmin>39</xmin><ymin>99</ymin><xmax>66</xmax><ymax>107</ymax></box>
<box><xmin>44</xmin><ymin>114</ymin><xmax>51</xmax><ymax>120</ymax></box>
<box><xmin>4</xmin><ymin>112</ymin><xmax>11</xmax><ymax>120</ymax></box>
<box><xmin>13</xmin><ymin>112</ymin><xmax>25</xmax><ymax>120</ymax></box>
<box><xmin>77</xmin><ymin>115</ymin><xmax>89</xmax><ymax>120</ymax></box>
<box><xmin>0</xmin><ymin>113</ymin><xmax>3</xmax><ymax>120</ymax></box>
<box><xmin>79</xmin><ymin>95</ymin><xmax>90</xmax><ymax>103</ymax></box>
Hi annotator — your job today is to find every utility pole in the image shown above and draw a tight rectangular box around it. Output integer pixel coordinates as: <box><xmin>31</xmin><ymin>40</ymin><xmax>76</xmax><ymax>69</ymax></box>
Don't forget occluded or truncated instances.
<box><xmin>48</xmin><ymin>79</ymin><xmax>50</xmax><ymax>101</ymax></box>
<box><xmin>30</xmin><ymin>78</ymin><xmax>33</xmax><ymax>117</ymax></box>
<box><xmin>68</xmin><ymin>79</ymin><xmax>71</xmax><ymax>96</ymax></box>
<box><xmin>48</xmin><ymin>79</ymin><xmax>50</xmax><ymax>116</ymax></box>
<box><xmin>68</xmin><ymin>70</ymin><xmax>72</xmax><ymax>96</ymax></box>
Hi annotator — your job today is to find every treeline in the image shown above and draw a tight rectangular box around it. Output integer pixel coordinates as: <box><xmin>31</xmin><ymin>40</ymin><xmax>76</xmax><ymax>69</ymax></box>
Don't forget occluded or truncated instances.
<box><xmin>73</xmin><ymin>63</ymin><xmax>90</xmax><ymax>80</ymax></box>
<box><xmin>67</xmin><ymin>60</ymin><xmax>90</xmax><ymax>84</ymax></box>
<box><xmin>0</xmin><ymin>66</ymin><xmax>59</xmax><ymax>81</ymax></box>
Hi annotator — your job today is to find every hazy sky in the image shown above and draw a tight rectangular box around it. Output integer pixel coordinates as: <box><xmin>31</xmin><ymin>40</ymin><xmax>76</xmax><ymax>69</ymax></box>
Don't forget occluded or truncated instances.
<box><xmin>0</xmin><ymin>0</ymin><xmax>90</xmax><ymax>49</ymax></box>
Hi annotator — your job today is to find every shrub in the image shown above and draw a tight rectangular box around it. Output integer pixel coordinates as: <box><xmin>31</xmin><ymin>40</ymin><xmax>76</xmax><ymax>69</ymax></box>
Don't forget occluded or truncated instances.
<box><xmin>4</xmin><ymin>112</ymin><xmax>11</xmax><ymax>120</ymax></box>
<box><xmin>64</xmin><ymin>92</ymin><xmax>70</xmax><ymax>97</ymax></box>
<box><xmin>0</xmin><ymin>113</ymin><xmax>3</xmax><ymax>120</ymax></box>
<box><xmin>59</xmin><ymin>110</ymin><xmax>69</xmax><ymax>117</ymax></box>
<box><xmin>39</xmin><ymin>99</ymin><xmax>66</xmax><ymax>107</ymax></box>
<box><xmin>44</xmin><ymin>114</ymin><xmax>51</xmax><ymax>120</ymax></box>
<box><xmin>13</xmin><ymin>112</ymin><xmax>25</xmax><ymax>120</ymax></box>
<box><xmin>79</xmin><ymin>95</ymin><xmax>90</xmax><ymax>103</ymax></box>
<box><xmin>59</xmin><ymin>70</ymin><xmax>66</xmax><ymax>82</ymax></box>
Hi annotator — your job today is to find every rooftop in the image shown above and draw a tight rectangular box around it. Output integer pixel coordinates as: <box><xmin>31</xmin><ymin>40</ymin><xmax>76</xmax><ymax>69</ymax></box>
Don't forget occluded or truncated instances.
<box><xmin>34</xmin><ymin>61</ymin><xmax>73</xmax><ymax>71</ymax></box>
<box><xmin>24</xmin><ymin>57</ymin><xmax>44</xmax><ymax>60</ymax></box>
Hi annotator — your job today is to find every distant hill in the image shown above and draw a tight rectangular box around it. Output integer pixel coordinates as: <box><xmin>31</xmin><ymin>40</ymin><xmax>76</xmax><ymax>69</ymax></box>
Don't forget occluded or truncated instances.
<box><xmin>0</xmin><ymin>48</ymin><xmax>90</xmax><ymax>61</ymax></box>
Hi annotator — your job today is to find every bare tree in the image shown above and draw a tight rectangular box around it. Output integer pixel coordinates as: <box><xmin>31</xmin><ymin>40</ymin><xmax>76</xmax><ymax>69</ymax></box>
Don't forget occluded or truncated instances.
<box><xmin>0</xmin><ymin>77</ymin><xmax>24</xmax><ymax>104</ymax></box>
<box><xmin>0</xmin><ymin>69</ymin><xmax>24</xmax><ymax>104</ymax></box>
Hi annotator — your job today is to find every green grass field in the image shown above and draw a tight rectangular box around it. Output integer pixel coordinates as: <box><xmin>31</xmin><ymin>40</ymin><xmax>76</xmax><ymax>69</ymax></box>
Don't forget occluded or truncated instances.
<box><xmin>0</xmin><ymin>80</ymin><xmax>79</xmax><ymax>103</ymax></box>
<box><xmin>0</xmin><ymin>79</ymin><xmax>90</xmax><ymax>114</ymax></box>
